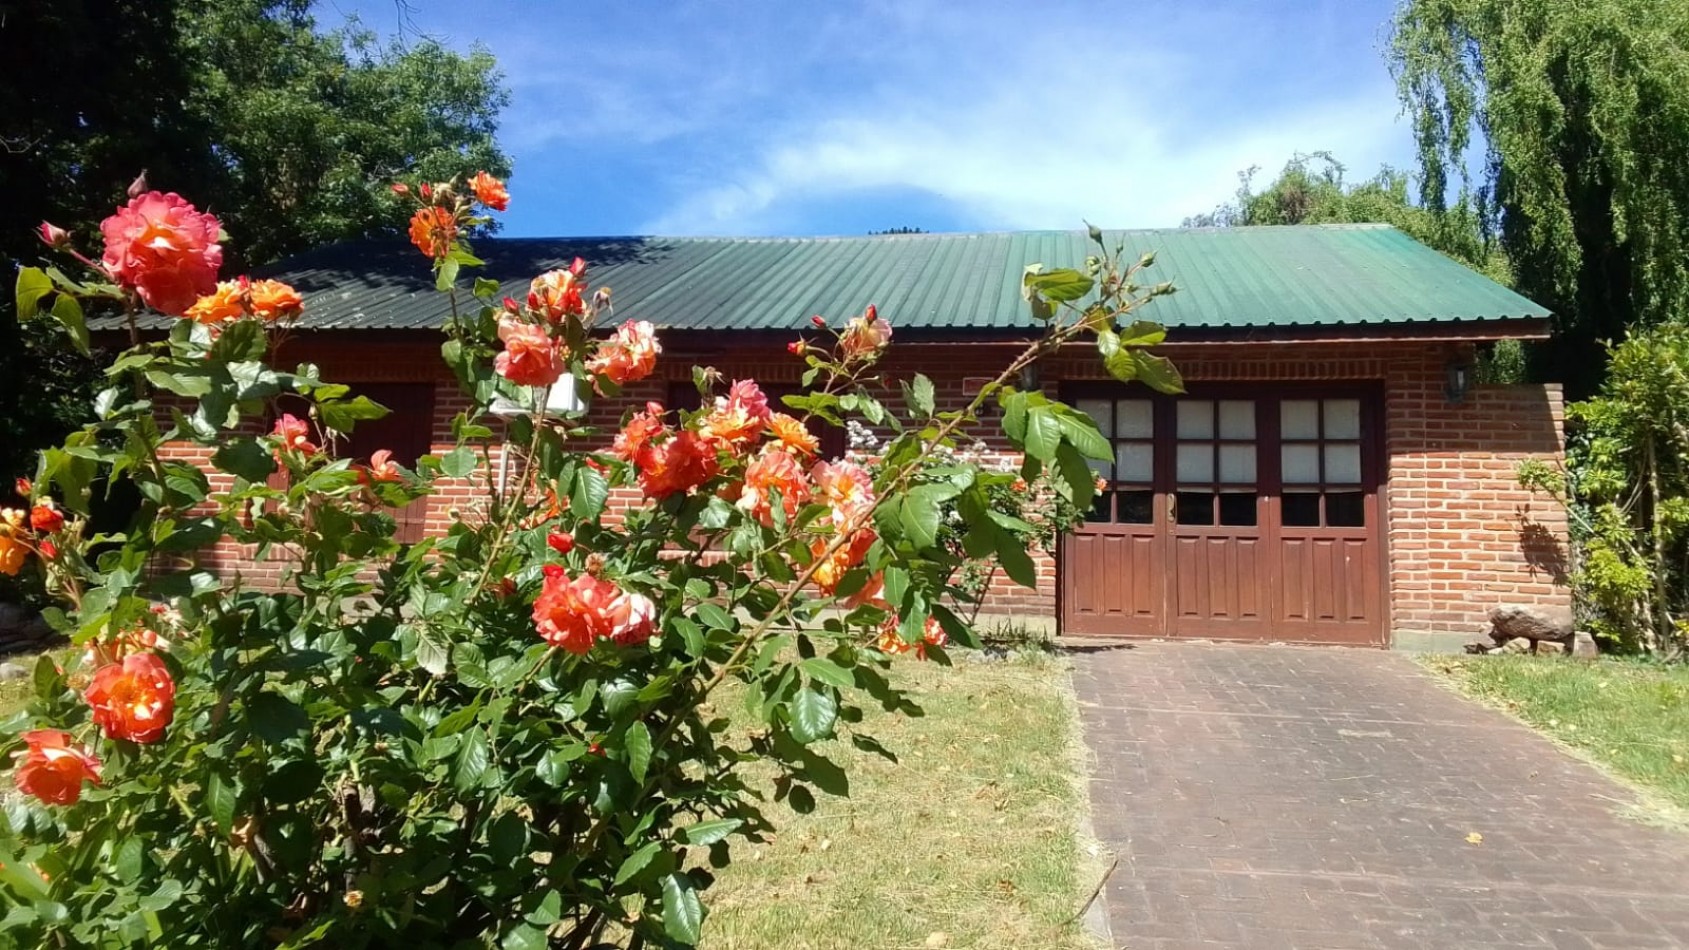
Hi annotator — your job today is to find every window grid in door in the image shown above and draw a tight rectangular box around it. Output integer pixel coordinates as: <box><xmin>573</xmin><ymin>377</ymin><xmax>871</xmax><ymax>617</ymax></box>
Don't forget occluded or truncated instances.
<box><xmin>1174</xmin><ymin>399</ymin><xmax>1258</xmax><ymax>526</ymax></box>
<box><xmin>1280</xmin><ymin>398</ymin><xmax>1365</xmax><ymax>527</ymax></box>
<box><xmin>1074</xmin><ymin>397</ymin><xmax>1154</xmax><ymax>524</ymax></box>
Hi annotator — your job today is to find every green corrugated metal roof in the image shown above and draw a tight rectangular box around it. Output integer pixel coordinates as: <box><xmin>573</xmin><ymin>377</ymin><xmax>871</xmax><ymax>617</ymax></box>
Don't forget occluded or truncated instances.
<box><xmin>93</xmin><ymin>225</ymin><xmax>1551</xmax><ymax>334</ymax></box>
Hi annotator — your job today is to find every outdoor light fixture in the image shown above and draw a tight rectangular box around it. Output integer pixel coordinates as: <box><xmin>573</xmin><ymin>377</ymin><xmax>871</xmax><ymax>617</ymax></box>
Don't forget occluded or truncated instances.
<box><xmin>1444</xmin><ymin>355</ymin><xmax>1473</xmax><ymax>405</ymax></box>
<box><xmin>1019</xmin><ymin>362</ymin><xmax>1042</xmax><ymax>391</ymax></box>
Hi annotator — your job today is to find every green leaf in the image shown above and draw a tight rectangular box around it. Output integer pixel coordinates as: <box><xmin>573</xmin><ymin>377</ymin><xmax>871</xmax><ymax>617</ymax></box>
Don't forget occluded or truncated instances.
<box><xmin>571</xmin><ymin>464</ymin><xmax>609</xmax><ymax>522</ymax></box>
<box><xmin>205</xmin><ymin>769</ymin><xmax>238</xmax><ymax>836</ymax></box>
<box><xmin>662</xmin><ymin>873</ymin><xmax>706</xmax><ymax>945</ymax></box>
<box><xmin>695</xmin><ymin>603</ymin><xmax>734</xmax><ymax>632</ymax></box>
<box><xmin>415</xmin><ymin>626</ymin><xmax>451</xmax><ymax>675</ymax></box>
<box><xmin>50</xmin><ymin>294</ymin><xmax>89</xmax><ymax>355</ymax></box>
<box><xmin>1023</xmin><ymin>267</ymin><xmax>1094</xmax><ymax>302</ymax></box>
<box><xmin>501</xmin><ymin>923</ymin><xmax>549</xmax><ymax>950</ymax></box>
<box><xmin>1054</xmin><ymin>440</ymin><xmax>1098</xmax><ymax>510</ymax></box>
<box><xmin>908</xmin><ymin>373</ymin><xmax>936</xmax><ymax>418</ymax></box>
<box><xmin>1000</xmin><ymin>390</ymin><xmax>1028</xmax><ymax>443</ymax></box>
<box><xmin>1132</xmin><ymin>351</ymin><xmax>1185</xmax><ymax>393</ymax></box>
<box><xmin>899</xmin><ymin>485</ymin><xmax>948</xmax><ymax>550</ymax></box>
<box><xmin>15</xmin><ymin>267</ymin><xmax>51</xmax><ymax>318</ymax></box>
<box><xmin>454</xmin><ymin>727</ymin><xmax>490</xmax><ymax>793</ymax></box>
<box><xmin>995</xmin><ymin>534</ymin><xmax>1038</xmax><ymax>589</ymax></box>
<box><xmin>679</xmin><ymin>818</ymin><xmax>743</xmax><ymax>846</ymax></box>
<box><xmin>789</xmin><ymin>685</ymin><xmax>838</xmax><ymax>745</ymax></box>
<box><xmin>1103</xmin><ymin>345</ymin><xmax>1137</xmax><ymax>383</ymax></box>
<box><xmin>211</xmin><ymin>438</ymin><xmax>276</xmax><ymax>483</ymax></box>
<box><xmin>318</xmin><ymin>395</ymin><xmax>390</xmax><ymax>432</ymax></box>
<box><xmin>625</xmin><ymin>721</ymin><xmax>652</xmax><ymax>784</ymax></box>
<box><xmin>436</xmin><ymin>258</ymin><xmax>461</xmax><ymax>291</ymax></box>
<box><xmin>1055</xmin><ymin>408</ymin><xmax>1111</xmax><ymax>460</ymax></box>
<box><xmin>614</xmin><ymin>841</ymin><xmax>661</xmax><ymax>886</ymax></box>
<box><xmin>800</xmin><ymin>657</ymin><xmax>856</xmax><ymax>690</ymax></box>
<box><xmin>113</xmin><ymin>837</ymin><xmax>144</xmax><ymax>884</ymax></box>
<box><xmin>441</xmin><ymin>446</ymin><xmax>478</xmax><ymax>479</ymax></box>
<box><xmin>246</xmin><ymin>693</ymin><xmax>310</xmax><ymax>745</ymax></box>
<box><xmin>1022</xmin><ymin>405</ymin><xmax>1062</xmax><ymax>462</ymax></box>
<box><xmin>137</xmin><ymin>879</ymin><xmax>183</xmax><ymax>913</ymax></box>
<box><xmin>32</xmin><ymin>652</ymin><xmax>62</xmax><ymax>702</ymax></box>
<box><xmin>882</xmin><ymin>565</ymin><xmax>911</xmax><ymax>609</ymax></box>
<box><xmin>1117</xmin><ymin>319</ymin><xmax>1167</xmax><ymax>347</ymax></box>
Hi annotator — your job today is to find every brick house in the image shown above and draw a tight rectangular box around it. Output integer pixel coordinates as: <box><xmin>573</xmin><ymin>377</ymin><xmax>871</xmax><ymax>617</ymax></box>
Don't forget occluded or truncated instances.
<box><xmin>126</xmin><ymin>226</ymin><xmax>1568</xmax><ymax>649</ymax></box>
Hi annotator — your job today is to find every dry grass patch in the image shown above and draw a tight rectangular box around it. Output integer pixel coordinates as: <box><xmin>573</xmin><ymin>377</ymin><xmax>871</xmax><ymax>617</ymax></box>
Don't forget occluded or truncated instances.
<box><xmin>700</xmin><ymin>652</ymin><xmax>1102</xmax><ymax>950</ymax></box>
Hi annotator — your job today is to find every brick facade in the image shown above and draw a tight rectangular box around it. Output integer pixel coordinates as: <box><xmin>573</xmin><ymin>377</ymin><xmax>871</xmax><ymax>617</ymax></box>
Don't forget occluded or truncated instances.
<box><xmin>156</xmin><ymin>332</ymin><xmax>1568</xmax><ymax>647</ymax></box>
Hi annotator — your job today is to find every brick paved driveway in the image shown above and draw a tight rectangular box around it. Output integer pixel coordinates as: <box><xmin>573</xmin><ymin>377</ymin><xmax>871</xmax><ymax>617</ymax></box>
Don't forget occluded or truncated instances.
<box><xmin>1070</xmin><ymin>641</ymin><xmax>1689</xmax><ymax>949</ymax></box>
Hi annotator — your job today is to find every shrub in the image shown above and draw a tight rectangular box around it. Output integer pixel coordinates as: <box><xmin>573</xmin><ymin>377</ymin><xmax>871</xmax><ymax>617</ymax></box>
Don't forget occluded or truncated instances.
<box><xmin>0</xmin><ymin>185</ymin><xmax>1178</xmax><ymax>946</ymax></box>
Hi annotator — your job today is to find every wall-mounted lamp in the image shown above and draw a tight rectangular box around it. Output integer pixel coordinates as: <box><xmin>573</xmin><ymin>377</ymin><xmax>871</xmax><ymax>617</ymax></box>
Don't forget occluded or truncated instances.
<box><xmin>1444</xmin><ymin>356</ymin><xmax>1473</xmax><ymax>405</ymax></box>
<box><xmin>1019</xmin><ymin>362</ymin><xmax>1042</xmax><ymax>391</ymax></box>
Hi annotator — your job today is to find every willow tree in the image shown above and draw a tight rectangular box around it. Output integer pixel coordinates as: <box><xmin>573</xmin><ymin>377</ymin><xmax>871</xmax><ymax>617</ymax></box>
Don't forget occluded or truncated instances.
<box><xmin>1390</xmin><ymin>0</ymin><xmax>1689</xmax><ymax>396</ymax></box>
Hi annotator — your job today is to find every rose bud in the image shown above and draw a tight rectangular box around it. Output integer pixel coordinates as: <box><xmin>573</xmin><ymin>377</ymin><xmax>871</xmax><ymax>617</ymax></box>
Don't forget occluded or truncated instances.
<box><xmin>787</xmin><ymin>340</ymin><xmax>806</xmax><ymax>356</ymax></box>
<box><xmin>547</xmin><ymin>531</ymin><xmax>575</xmax><ymax>555</ymax></box>
<box><xmin>811</xmin><ymin>314</ymin><xmax>827</xmax><ymax>328</ymax></box>
<box><xmin>390</xmin><ymin>182</ymin><xmax>410</xmax><ymax>196</ymax></box>
<box><xmin>37</xmin><ymin>222</ymin><xmax>70</xmax><ymax>248</ymax></box>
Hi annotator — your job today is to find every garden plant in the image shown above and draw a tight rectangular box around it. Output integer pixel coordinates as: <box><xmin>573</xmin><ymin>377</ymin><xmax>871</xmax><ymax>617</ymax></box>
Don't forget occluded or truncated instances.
<box><xmin>0</xmin><ymin>175</ymin><xmax>1178</xmax><ymax>947</ymax></box>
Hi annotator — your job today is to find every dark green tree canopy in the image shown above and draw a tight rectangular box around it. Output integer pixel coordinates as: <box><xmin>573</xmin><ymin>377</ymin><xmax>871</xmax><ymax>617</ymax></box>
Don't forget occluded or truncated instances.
<box><xmin>0</xmin><ymin>0</ymin><xmax>510</xmax><ymax>483</ymax></box>
<box><xmin>1390</xmin><ymin>0</ymin><xmax>1689</xmax><ymax>394</ymax></box>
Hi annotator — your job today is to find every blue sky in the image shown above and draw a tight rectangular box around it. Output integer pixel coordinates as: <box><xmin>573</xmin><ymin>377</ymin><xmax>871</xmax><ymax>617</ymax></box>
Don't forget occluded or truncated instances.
<box><xmin>315</xmin><ymin>0</ymin><xmax>1415</xmax><ymax>238</ymax></box>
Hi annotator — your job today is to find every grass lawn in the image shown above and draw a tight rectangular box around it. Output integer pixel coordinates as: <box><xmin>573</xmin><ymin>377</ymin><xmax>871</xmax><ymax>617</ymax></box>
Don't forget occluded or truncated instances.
<box><xmin>1422</xmin><ymin>654</ymin><xmax>1689</xmax><ymax>813</ymax></box>
<box><xmin>700</xmin><ymin>652</ymin><xmax>1102</xmax><ymax>950</ymax></box>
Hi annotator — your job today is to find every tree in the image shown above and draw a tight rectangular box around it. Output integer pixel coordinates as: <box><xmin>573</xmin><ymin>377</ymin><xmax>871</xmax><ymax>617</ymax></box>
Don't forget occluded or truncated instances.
<box><xmin>0</xmin><ymin>0</ymin><xmax>510</xmax><ymax>485</ymax></box>
<box><xmin>1390</xmin><ymin>0</ymin><xmax>1689</xmax><ymax>397</ymax></box>
<box><xmin>1183</xmin><ymin>152</ymin><xmax>1508</xmax><ymax>282</ymax></box>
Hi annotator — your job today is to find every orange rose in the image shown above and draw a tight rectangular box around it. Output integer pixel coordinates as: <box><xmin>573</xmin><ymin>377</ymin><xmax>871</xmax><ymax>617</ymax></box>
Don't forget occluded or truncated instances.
<box><xmin>637</xmin><ymin>431</ymin><xmax>718</xmax><ymax>499</ymax></box>
<box><xmin>29</xmin><ymin>500</ymin><xmax>63</xmax><ymax>534</ymax></box>
<box><xmin>408</xmin><ymin>206</ymin><xmax>457</xmax><ymax>259</ymax></box>
<box><xmin>587</xmin><ymin>320</ymin><xmax>660</xmax><ymax>386</ymax></box>
<box><xmin>0</xmin><ymin>508</ymin><xmax>27</xmax><ymax>576</ymax></box>
<box><xmin>185</xmin><ymin>280</ymin><xmax>245</xmax><ymax>325</ymax></box>
<box><xmin>612</xmin><ymin>403</ymin><xmax>668</xmax><ymax>462</ymax></box>
<box><xmin>528</xmin><ymin>259</ymin><xmax>588</xmax><ymax>322</ymax></box>
<box><xmin>493</xmin><ymin>318</ymin><xmax>563</xmax><ymax>388</ymax></box>
<box><xmin>703</xmin><ymin>379</ymin><xmax>772</xmax><ymax>445</ymax></box>
<box><xmin>272</xmin><ymin>413</ymin><xmax>317</xmax><ymax>458</ymax></box>
<box><xmin>12</xmin><ymin>730</ymin><xmax>101</xmax><ymax>806</ymax></box>
<box><xmin>810</xmin><ymin>529</ymin><xmax>876</xmax><ymax>596</ymax></box>
<box><xmin>99</xmin><ymin>191</ymin><xmax>224</xmax><ymax>315</ymax></box>
<box><xmin>470</xmin><ymin>170</ymin><xmax>510</xmax><ymax>211</ymax></box>
<box><xmin>248</xmin><ymin>279</ymin><xmax>303</xmax><ymax>321</ymax></box>
<box><xmin>532</xmin><ymin>571</ymin><xmax>620</xmax><ymax>654</ymax></box>
<box><xmin>876</xmin><ymin>616</ymin><xmax>913</xmax><ymax>655</ymax></box>
<box><xmin>736</xmin><ymin>448</ymin><xmax>811</xmax><ymax>525</ymax></box>
<box><xmin>356</xmin><ymin>449</ymin><xmax>404</xmax><ymax>486</ymax></box>
<box><xmin>840</xmin><ymin>304</ymin><xmax>892</xmax><ymax>361</ymax></box>
<box><xmin>767</xmin><ymin>413</ymin><xmax>820</xmax><ymax>457</ymax></box>
<box><xmin>812</xmin><ymin>459</ymin><xmax>875</xmax><ymax>529</ymax></box>
<box><xmin>85</xmin><ymin>652</ymin><xmax>176</xmax><ymax>744</ymax></box>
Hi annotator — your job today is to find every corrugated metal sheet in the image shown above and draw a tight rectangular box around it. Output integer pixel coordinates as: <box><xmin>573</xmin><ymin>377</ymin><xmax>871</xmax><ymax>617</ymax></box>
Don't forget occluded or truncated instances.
<box><xmin>94</xmin><ymin>225</ymin><xmax>1551</xmax><ymax>334</ymax></box>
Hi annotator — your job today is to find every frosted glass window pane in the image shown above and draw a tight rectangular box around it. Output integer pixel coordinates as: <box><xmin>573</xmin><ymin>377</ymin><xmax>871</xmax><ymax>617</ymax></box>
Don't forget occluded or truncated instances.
<box><xmin>1176</xmin><ymin>444</ymin><xmax>1213</xmax><ymax>483</ymax></box>
<box><xmin>1219</xmin><ymin>400</ymin><xmax>1255</xmax><ymax>439</ymax></box>
<box><xmin>1176</xmin><ymin>401</ymin><xmax>1213</xmax><ymax>438</ymax></box>
<box><xmin>1219</xmin><ymin>444</ymin><xmax>1256</xmax><ymax>483</ymax></box>
<box><xmin>1324</xmin><ymin>399</ymin><xmax>1361</xmax><ymax>439</ymax></box>
<box><xmin>1282</xmin><ymin>444</ymin><xmax>1320</xmax><ymax>484</ymax></box>
<box><xmin>1076</xmin><ymin>399</ymin><xmax>1110</xmax><ymax>433</ymax></box>
<box><xmin>1114</xmin><ymin>400</ymin><xmax>1153</xmax><ymax>438</ymax></box>
<box><xmin>1282</xmin><ymin>400</ymin><xmax>1319</xmax><ymax>439</ymax></box>
<box><xmin>1325</xmin><ymin>443</ymin><xmax>1362</xmax><ymax>483</ymax></box>
<box><xmin>1115</xmin><ymin>443</ymin><xmax>1153</xmax><ymax>482</ymax></box>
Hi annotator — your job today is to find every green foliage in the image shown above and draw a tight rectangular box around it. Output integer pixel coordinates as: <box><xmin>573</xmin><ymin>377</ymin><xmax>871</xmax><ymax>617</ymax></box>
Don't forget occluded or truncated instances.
<box><xmin>0</xmin><ymin>191</ymin><xmax>1176</xmax><ymax>947</ymax></box>
<box><xmin>1390</xmin><ymin>0</ymin><xmax>1689</xmax><ymax>396</ymax></box>
<box><xmin>1185</xmin><ymin>152</ymin><xmax>1512</xmax><ymax>285</ymax></box>
<box><xmin>0</xmin><ymin>0</ymin><xmax>511</xmax><ymax>491</ymax></box>
<box><xmin>1521</xmin><ymin>326</ymin><xmax>1689</xmax><ymax>654</ymax></box>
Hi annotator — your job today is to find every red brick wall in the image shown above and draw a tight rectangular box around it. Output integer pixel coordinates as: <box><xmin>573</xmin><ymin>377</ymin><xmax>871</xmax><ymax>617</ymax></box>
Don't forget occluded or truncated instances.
<box><xmin>156</xmin><ymin>333</ymin><xmax>1568</xmax><ymax>645</ymax></box>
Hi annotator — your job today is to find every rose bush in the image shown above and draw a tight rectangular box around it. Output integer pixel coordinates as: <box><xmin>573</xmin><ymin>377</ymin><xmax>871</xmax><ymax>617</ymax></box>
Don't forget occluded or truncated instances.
<box><xmin>1</xmin><ymin>176</ymin><xmax>1178</xmax><ymax>947</ymax></box>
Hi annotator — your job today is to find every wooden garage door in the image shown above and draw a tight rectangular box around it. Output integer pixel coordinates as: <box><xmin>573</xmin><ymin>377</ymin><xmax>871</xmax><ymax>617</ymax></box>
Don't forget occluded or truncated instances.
<box><xmin>1059</xmin><ymin>387</ymin><xmax>1384</xmax><ymax>645</ymax></box>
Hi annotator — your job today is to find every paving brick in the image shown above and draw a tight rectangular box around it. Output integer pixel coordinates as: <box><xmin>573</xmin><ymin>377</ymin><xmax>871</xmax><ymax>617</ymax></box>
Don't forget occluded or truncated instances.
<box><xmin>1071</xmin><ymin>641</ymin><xmax>1689</xmax><ymax>949</ymax></box>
